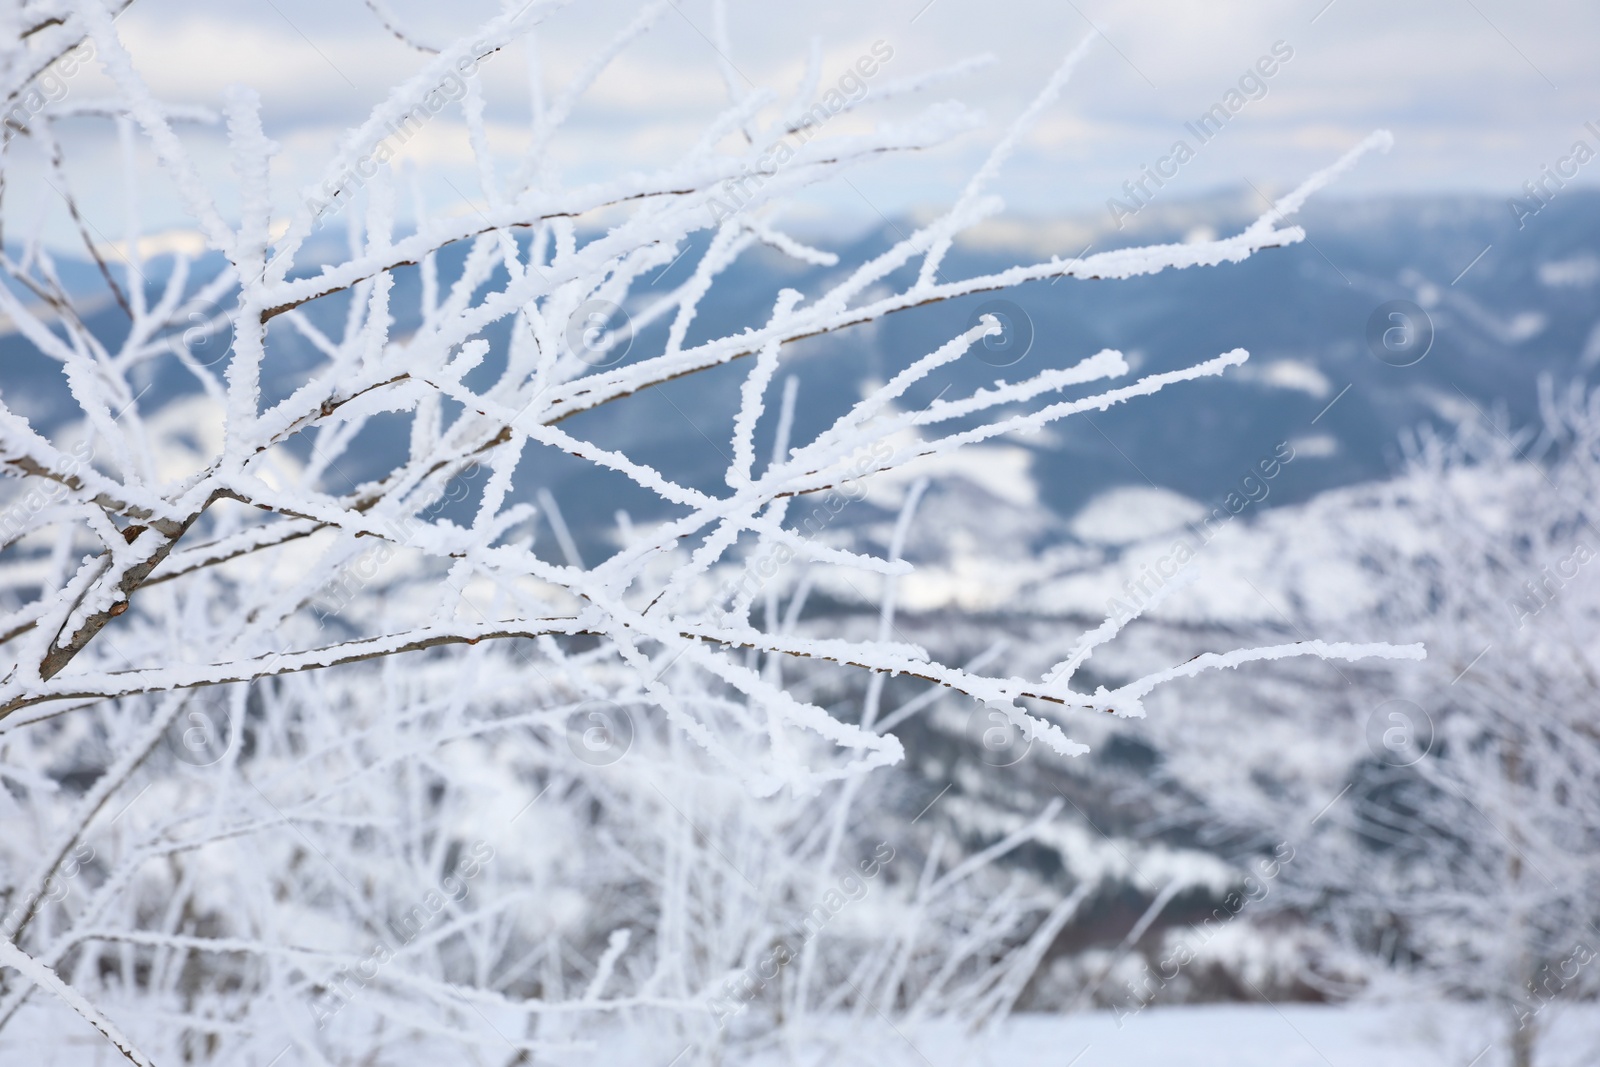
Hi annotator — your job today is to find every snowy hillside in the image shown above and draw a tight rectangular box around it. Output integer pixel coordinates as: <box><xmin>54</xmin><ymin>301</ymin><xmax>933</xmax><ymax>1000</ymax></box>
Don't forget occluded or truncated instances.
<box><xmin>9</xmin><ymin>189</ymin><xmax>1600</xmax><ymax>547</ymax></box>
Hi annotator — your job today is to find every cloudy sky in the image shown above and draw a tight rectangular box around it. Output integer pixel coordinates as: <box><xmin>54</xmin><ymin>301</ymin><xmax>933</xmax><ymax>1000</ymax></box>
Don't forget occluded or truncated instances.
<box><xmin>27</xmin><ymin>0</ymin><xmax>1600</xmax><ymax>244</ymax></box>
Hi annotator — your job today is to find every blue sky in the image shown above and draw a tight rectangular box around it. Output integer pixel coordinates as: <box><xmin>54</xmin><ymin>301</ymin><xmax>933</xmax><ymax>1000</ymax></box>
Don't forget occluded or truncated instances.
<box><xmin>23</xmin><ymin>0</ymin><xmax>1600</xmax><ymax>245</ymax></box>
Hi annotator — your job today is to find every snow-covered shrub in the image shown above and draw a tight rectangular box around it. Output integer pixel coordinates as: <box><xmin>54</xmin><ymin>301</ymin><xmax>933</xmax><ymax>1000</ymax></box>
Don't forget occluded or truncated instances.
<box><xmin>1129</xmin><ymin>381</ymin><xmax>1600</xmax><ymax>1067</ymax></box>
<box><xmin>0</xmin><ymin>2</ymin><xmax>1415</xmax><ymax>1062</ymax></box>
<box><xmin>1314</xmin><ymin>383</ymin><xmax>1600</xmax><ymax>1067</ymax></box>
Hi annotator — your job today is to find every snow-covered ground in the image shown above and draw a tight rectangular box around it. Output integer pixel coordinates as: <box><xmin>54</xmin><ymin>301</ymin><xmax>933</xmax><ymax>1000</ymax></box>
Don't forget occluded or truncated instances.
<box><xmin>881</xmin><ymin>1004</ymin><xmax>1600</xmax><ymax>1067</ymax></box>
<box><xmin>14</xmin><ymin>1002</ymin><xmax>1594</xmax><ymax>1066</ymax></box>
<box><xmin>718</xmin><ymin>1004</ymin><xmax>1595</xmax><ymax>1067</ymax></box>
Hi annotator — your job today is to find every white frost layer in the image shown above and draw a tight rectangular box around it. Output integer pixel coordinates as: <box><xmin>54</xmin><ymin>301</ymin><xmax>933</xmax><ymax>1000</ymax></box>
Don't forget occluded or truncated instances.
<box><xmin>6</xmin><ymin>1000</ymin><xmax>1557</xmax><ymax>1067</ymax></box>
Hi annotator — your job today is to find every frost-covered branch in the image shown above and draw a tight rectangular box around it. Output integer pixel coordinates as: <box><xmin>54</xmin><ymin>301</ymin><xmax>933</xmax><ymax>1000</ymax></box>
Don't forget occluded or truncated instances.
<box><xmin>0</xmin><ymin>3</ymin><xmax>1416</xmax><ymax>1062</ymax></box>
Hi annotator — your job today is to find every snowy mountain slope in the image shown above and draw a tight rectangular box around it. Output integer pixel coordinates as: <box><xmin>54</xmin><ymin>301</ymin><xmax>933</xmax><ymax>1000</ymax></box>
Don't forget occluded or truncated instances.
<box><xmin>705</xmin><ymin>423</ymin><xmax>1559</xmax><ymax>1021</ymax></box>
<box><xmin>7</xmin><ymin>188</ymin><xmax>1598</xmax><ymax>554</ymax></box>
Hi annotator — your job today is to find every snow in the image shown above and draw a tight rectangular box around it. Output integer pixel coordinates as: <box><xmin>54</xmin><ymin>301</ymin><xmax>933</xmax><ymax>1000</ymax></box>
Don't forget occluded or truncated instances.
<box><xmin>1069</xmin><ymin>485</ymin><xmax>1207</xmax><ymax>546</ymax></box>
<box><xmin>751</xmin><ymin>1004</ymin><xmax>1600</xmax><ymax>1067</ymax></box>
<box><xmin>1539</xmin><ymin>253</ymin><xmax>1600</xmax><ymax>287</ymax></box>
<box><xmin>864</xmin><ymin>440</ymin><xmax>1038</xmax><ymax>510</ymax></box>
<box><xmin>1286</xmin><ymin>432</ymin><xmax>1339</xmax><ymax>458</ymax></box>
<box><xmin>9</xmin><ymin>1001</ymin><xmax>1593</xmax><ymax>1066</ymax></box>
<box><xmin>1247</xmin><ymin>358</ymin><xmax>1333</xmax><ymax>399</ymax></box>
<box><xmin>0</xmin><ymin>5</ymin><xmax>1425</xmax><ymax>1063</ymax></box>
<box><xmin>0</xmin><ymin>943</ymin><xmax>156</xmax><ymax>1067</ymax></box>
